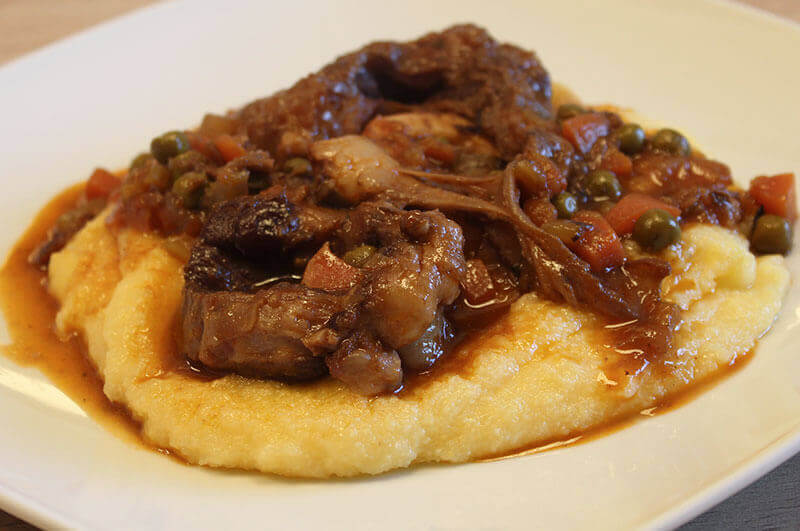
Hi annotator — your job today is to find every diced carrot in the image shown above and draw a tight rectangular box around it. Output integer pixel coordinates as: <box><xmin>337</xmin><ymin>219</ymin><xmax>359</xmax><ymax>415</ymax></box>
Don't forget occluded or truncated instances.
<box><xmin>600</xmin><ymin>148</ymin><xmax>633</xmax><ymax>177</ymax></box>
<box><xmin>85</xmin><ymin>168</ymin><xmax>121</xmax><ymax>200</ymax></box>
<box><xmin>214</xmin><ymin>134</ymin><xmax>247</xmax><ymax>162</ymax></box>
<box><xmin>604</xmin><ymin>193</ymin><xmax>681</xmax><ymax>235</ymax></box>
<box><xmin>570</xmin><ymin>210</ymin><xmax>625</xmax><ymax>271</ymax></box>
<box><xmin>561</xmin><ymin>113</ymin><xmax>610</xmax><ymax>154</ymax></box>
<box><xmin>749</xmin><ymin>173</ymin><xmax>796</xmax><ymax>222</ymax></box>
<box><xmin>186</xmin><ymin>131</ymin><xmax>220</xmax><ymax>161</ymax></box>
<box><xmin>302</xmin><ymin>243</ymin><xmax>361</xmax><ymax>291</ymax></box>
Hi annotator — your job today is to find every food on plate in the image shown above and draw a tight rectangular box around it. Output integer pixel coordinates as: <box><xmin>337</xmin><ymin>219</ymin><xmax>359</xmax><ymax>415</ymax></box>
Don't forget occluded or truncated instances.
<box><xmin>3</xmin><ymin>25</ymin><xmax>794</xmax><ymax>477</ymax></box>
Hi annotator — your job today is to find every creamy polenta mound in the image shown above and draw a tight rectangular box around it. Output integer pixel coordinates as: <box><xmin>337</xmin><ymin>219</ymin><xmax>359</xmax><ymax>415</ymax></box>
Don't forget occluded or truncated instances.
<box><xmin>47</xmin><ymin>213</ymin><xmax>788</xmax><ymax>478</ymax></box>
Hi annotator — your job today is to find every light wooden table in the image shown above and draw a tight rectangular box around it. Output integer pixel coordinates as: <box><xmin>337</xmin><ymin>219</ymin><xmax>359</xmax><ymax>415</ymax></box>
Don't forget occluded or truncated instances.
<box><xmin>0</xmin><ymin>1</ymin><xmax>798</xmax><ymax>529</ymax></box>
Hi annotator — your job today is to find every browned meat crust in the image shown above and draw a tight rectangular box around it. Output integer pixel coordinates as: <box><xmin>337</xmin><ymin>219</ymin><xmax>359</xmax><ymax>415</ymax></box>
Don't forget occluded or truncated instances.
<box><xmin>238</xmin><ymin>24</ymin><xmax>551</xmax><ymax>161</ymax></box>
<box><xmin>181</xmin><ymin>194</ymin><xmax>465</xmax><ymax>394</ymax></box>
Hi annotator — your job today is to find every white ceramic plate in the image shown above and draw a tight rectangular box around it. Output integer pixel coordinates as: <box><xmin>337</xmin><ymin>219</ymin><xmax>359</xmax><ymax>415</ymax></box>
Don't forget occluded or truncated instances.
<box><xmin>0</xmin><ymin>0</ymin><xmax>798</xmax><ymax>528</ymax></box>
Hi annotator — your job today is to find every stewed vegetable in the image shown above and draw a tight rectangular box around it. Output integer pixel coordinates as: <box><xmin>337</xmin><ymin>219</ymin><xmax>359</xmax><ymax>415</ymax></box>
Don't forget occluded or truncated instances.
<box><xmin>556</xmin><ymin>103</ymin><xmax>584</xmax><ymax>121</ymax></box>
<box><xmin>751</xmin><ymin>215</ymin><xmax>792</xmax><ymax>255</ymax></box>
<box><xmin>651</xmin><ymin>128</ymin><xmax>690</xmax><ymax>156</ymax></box>
<box><xmin>169</xmin><ymin>151</ymin><xmax>207</xmax><ymax>179</ymax></box>
<box><xmin>585</xmin><ymin>170</ymin><xmax>622</xmax><ymax>201</ymax></box>
<box><xmin>552</xmin><ymin>192</ymin><xmax>578</xmax><ymax>219</ymax></box>
<box><xmin>172</xmin><ymin>172</ymin><xmax>208</xmax><ymax>209</ymax></box>
<box><xmin>618</xmin><ymin>123</ymin><xmax>645</xmax><ymax>155</ymax></box>
<box><xmin>633</xmin><ymin>208</ymin><xmax>681</xmax><ymax>251</ymax></box>
<box><xmin>151</xmin><ymin>131</ymin><xmax>191</xmax><ymax>164</ymax></box>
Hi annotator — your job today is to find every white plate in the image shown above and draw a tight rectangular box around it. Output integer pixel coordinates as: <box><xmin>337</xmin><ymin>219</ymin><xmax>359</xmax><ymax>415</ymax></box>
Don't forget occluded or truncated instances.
<box><xmin>0</xmin><ymin>0</ymin><xmax>798</xmax><ymax>528</ymax></box>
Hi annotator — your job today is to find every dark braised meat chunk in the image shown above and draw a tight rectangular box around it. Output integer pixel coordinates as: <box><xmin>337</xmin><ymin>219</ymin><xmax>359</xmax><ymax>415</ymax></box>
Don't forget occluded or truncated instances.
<box><xmin>181</xmin><ymin>195</ymin><xmax>466</xmax><ymax>394</ymax></box>
<box><xmin>335</xmin><ymin>203</ymin><xmax>465</xmax><ymax>352</ymax></box>
<box><xmin>238</xmin><ymin>24</ymin><xmax>551</xmax><ymax>160</ymax></box>
<box><xmin>201</xmin><ymin>190</ymin><xmax>343</xmax><ymax>258</ymax></box>
<box><xmin>182</xmin><ymin>282</ymin><xmax>341</xmax><ymax>380</ymax></box>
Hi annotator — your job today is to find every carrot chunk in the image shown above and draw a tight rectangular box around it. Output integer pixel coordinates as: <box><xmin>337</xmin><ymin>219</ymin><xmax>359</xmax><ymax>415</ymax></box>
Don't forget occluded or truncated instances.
<box><xmin>561</xmin><ymin>113</ymin><xmax>609</xmax><ymax>154</ymax></box>
<box><xmin>570</xmin><ymin>210</ymin><xmax>625</xmax><ymax>271</ymax></box>
<box><xmin>599</xmin><ymin>148</ymin><xmax>633</xmax><ymax>177</ymax></box>
<box><xmin>749</xmin><ymin>173</ymin><xmax>796</xmax><ymax>222</ymax></box>
<box><xmin>213</xmin><ymin>134</ymin><xmax>247</xmax><ymax>162</ymax></box>
<box><xmin>604</xmin><ymin>193</ymin><xmax>681</xmax><ymax>235</ymax></box>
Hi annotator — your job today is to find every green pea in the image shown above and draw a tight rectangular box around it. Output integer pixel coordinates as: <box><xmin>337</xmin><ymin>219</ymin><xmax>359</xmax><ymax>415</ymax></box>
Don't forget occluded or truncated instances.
<box><xmin>342</xmin><ymin>245</ymin><xmax>377</xmax><ymax>267</ymax></box>
<box><xmin>618</xmin><ymin>123</ymin><xmax>646</xmax><ymax>155</ymax></box>
<box><xmin>168</xmin><ymin>150</ymin><xmax>207</xmax><ymax>180</ymax></box>
<box><xmin>130</xmin><ymin>152</ymin><xmax>153</xmax><ymax>170</ymax></box>
<box><xmin>283</xmin><ymin>157</ymin><xmax>312</xmax><ymax>176</ymax></box>
<box><xmin>556</xmin><ymin>103</ymin><xmax>585</xmax><ymax>121</ymax></box>
<box><xmin>143</xmin><ymin>163</ymin><xmax>171</xmax><ymax>191</ymax></box>
<box><xmin>633</xmin><ymin>208</ymin><xmax>681</xmax><ymax>251</ymax></box>
<box><xmin>751</xmin><ymin>214</ymin><xmax>792</xmax><ymax>255</ymax></box>
<box><xmin>151</xmin><ymin>131</ymin><xmax>190</xmax><ymax>164</ymax></box>
<box><xmin>651</xmin><ymin>128</ymin><xmax>690</xmax><ymax>156</ymax></box>
<box><xmin>585</xmin><ymin>170</ymin><xmax>622</xmax><ymax>201</ymax></box>
<box><xmin>552</xmin><ymin>192</ymin><xmax>578</xmax><ymax>219</ymax></box>
<box><xmin>171</xmin><ymin>171</ymin><xmax>208</xmax><ymax>209</ymax></box>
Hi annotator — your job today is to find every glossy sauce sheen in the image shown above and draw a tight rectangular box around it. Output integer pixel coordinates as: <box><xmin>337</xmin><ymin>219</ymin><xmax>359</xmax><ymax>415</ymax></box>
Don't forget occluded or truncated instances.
<box><xmin>0</xmin><ymin>184</ymin><xmax>757</xmax><ymax>464</ymax></box>
<box><xmin>480</xmin><ymin>351</ymin><xmax>754</xmax><ymax>462</ymax></box>
<box><xmin>0</xmin><ymin>186</ymin><xmax>147</xmax><ymax>448</ymax></box>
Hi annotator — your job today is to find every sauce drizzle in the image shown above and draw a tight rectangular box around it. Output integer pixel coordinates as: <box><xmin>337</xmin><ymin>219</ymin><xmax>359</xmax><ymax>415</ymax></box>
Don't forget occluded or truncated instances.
<box><xmin>0</xmin><ymin>185</ymin><xmax>144</xmax><ymax>447</ymax></box>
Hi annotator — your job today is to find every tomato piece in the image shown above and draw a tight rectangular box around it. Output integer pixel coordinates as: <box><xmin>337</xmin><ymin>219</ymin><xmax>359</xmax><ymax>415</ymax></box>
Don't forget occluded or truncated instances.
<box><xmin>604</xmin><ymin>193</ymin><xmax>681</xmax><ymax>235</ymax></box>
<box><xmin>561</xmin><ymin>113</ymin><xmax>610</xmax><ymax>154</ymax></box>
<box><xmin>186</xmin><ymin>131</ymin><xmax>220</xmax><ymax>161</ymax></box>
<box><xmin>749</xmin><ymin>173</ymin><xmax>796</xmax><ymax>222</ymax></box>
<box><xmin>85</xmin><ymin>168</ymin><xmax>121</xmax><ymax>200</ymax></box>
<box><xmin>570</xmin><ymin>211</ymin><xmax>625</xmax><ymax>271</ymax></box>
<box><xmin>302</xmin><ymin>243</ymin><xmax>361</xmax><ymax>291</ymax></box>
<box><xmin>214</xmin><ymin>134</ymin><xmax>247</xmax><ymax>162</ymax></box>
<box><xmin>599</xmin><ymin>148</ymin><xmax>633</xmax><ymax>177</ymax></box>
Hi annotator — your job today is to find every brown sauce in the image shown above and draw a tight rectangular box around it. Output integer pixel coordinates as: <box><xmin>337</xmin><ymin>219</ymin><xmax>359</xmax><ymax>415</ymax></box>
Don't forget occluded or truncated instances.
<box><xmin>400</xmin><ymin>313</ymin><xmax>515</xmax><ymax>396</ymax></box>
<box><xmin>480</xmin><ymin>349</ymin><xmax>755</xmax><ymax>462</ymax></box>
<box><xmin>0</xmin><ymin>185</ymin><xmax>152</xmax><ymax>450</ymax></box>
<box><xmin>0</xmin><ymin>182</ymin><xmax>764</xmax><ymax>469</ymax></box>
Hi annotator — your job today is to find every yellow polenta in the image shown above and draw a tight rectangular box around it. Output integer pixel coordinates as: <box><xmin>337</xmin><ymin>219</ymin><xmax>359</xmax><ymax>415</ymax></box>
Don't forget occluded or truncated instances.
<box><xmin>47</xmin><ymin>213</ymin><xmax>788</xmax><ymax>477</ymax></box>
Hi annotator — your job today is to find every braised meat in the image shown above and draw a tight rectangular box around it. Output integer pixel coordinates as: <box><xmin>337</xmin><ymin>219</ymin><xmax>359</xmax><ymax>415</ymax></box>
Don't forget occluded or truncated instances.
<box><xmin>182</xmin><ymin>194</ymin><xmax>465</xmax><ymax>394</ymax></box>
<box><xmin>238</xmin><ymin>24</ymin><xmax>551</xmax><ymax>160</ymax></box>
<box><xmin>181</xmin><ymin>283</ymin><xmax>341</xmax><ymax>380</ymax></box>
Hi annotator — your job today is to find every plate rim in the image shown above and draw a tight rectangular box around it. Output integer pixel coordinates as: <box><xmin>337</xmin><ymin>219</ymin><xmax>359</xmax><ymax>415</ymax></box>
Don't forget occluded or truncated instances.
<box><xmin>0</xmin><ymin>0</ymin><xmax>799</xmax><ymax>528</ymax></box>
